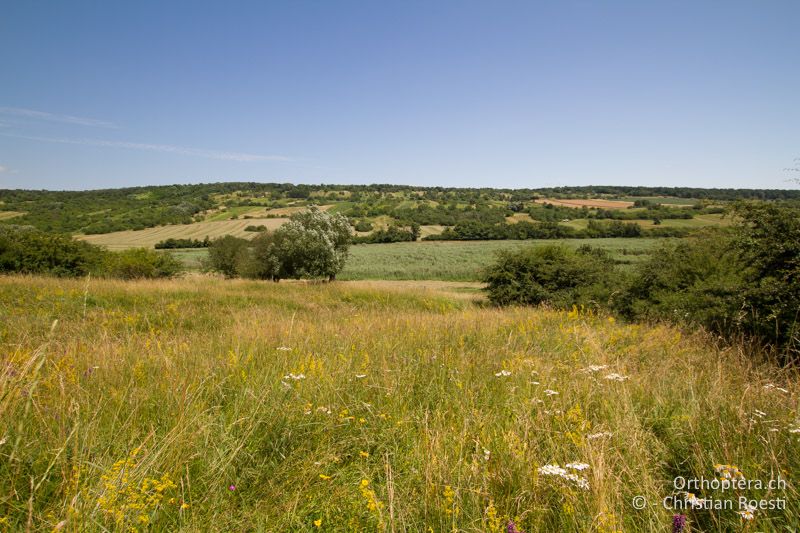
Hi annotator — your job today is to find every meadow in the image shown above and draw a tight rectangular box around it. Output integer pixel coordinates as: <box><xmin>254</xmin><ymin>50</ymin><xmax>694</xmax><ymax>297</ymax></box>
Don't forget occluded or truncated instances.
<box><xmin>1</xmin><ymin>276</ymin><xmax>797</xmax><ymax>531</ymax></box>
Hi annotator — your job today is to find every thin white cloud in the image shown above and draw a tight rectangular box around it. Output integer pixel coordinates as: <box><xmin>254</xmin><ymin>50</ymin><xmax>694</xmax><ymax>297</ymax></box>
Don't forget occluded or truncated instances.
<box><xmin>0</xmin><ymin>107</ymin><xmax>116</xmax><ymax>128</ymax></box>
<box><xmin>0</xmin><ymin>133</ymin><xmax>290</xmax><ymax>162</ymax></box>
<box><xmin>0</xmin><ymin>165</ymin><xmax>7</xmax><ymax>173</ymax></box>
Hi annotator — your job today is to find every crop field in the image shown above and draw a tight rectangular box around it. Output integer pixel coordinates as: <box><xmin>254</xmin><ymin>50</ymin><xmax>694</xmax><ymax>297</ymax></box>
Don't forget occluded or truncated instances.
<box><xmin>611</xmin><ymin>196</ymin><xmax>700</xmax><ymax>206</ymax></box>
<box><xmin>534</xmin><ymin>198</ymin><xmax>634</xmax><ymax>209</ymax></box>
<box><xmin>1</xmin><ymin>276</ymin><xmax>797</xmax><ymax>531</ymax></box>
<box><xmin>339</xmin><ymin>239</ymin><xmax>661</xmax><ymax>281</ymax></box>
<box><xmin>77</xmin><ymin>218</ymin><xmax>289</xmax><ymax>250</ymax></box>
<box><xmin>167</xmin><ymin>239</ymin><xmax>663</xmax><ymax>280</ymax></box>
<box><xmin>562</xmin><ymin>213</ymin><xmax>731</xmax><ymax>231</ymax></box>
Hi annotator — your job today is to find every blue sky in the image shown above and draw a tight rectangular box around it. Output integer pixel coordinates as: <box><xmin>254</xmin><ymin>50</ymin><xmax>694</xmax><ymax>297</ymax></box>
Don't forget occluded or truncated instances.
<box><xmin>1</xmin><ymin>1</ymin><xmax>798</xmax><ymax>190</ymax></box>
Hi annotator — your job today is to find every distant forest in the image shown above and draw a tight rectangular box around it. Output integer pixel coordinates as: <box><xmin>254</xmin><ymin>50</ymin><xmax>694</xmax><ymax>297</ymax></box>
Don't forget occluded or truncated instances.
<box><xmin>1</xmin><ymin>182</ymin><xmax>798</xmax><ymax>235</ymax></box>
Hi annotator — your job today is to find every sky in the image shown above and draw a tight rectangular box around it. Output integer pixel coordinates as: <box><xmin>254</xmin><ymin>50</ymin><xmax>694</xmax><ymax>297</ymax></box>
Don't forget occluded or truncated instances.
<box><xmin>1</xmin><ymin>1</ymin><xmax>798</xmax><ymax>191</ymax></box>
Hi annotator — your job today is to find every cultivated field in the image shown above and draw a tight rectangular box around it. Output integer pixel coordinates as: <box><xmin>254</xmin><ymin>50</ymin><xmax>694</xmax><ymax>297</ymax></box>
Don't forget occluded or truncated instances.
<box><xmin>561</xmin><ymin>213</ymin><xmax>731</xmax><ymax>231</ymax></box>
<box><xmin>77</xmin><ymin>218</ymin><xmax>288</xmax><ymax>250</ymax></box>
<box><xmin>1</xmin><ymin>276</ymin><xmax>797</xmax><ymax>531</ymax></box>
<box><xmin>534</xmin><ymin>198</ymin><xmax>634</xmax><ymax>209</ymax></box>
<box><xmin>168</xmin><ymin>239</ymin><xmax>663</xmax><ymax>281</ymax></box>
<box><xmin>340</xmin><ymin>239</ymin><xmax>661</xmax><ymax>281</ymax></box>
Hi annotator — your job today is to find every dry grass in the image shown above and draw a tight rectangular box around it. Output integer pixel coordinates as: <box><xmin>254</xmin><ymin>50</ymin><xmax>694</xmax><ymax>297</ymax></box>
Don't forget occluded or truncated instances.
<box><xmin>76</xmin><ymin>218</ymin><xmax>289</xmax><ymax>250</ymax></box>
<box><xmin>0</xmin><ymin>276</ymin><xmax>797</xmax><ymax>531</ymax></box>
<box><xmin>505</xmin><ymin>214</ymin><xmax>534</xmax><ymax>224</ymax></box>
<box><xmin>0</xmin><ymin>211</ymin><xmax>25</xmax><ymax>221</ymax></box>
<box><xmin>535</xmin><ymin>198</ymin><xmax>634</xmax><ymax>209</ymax></box>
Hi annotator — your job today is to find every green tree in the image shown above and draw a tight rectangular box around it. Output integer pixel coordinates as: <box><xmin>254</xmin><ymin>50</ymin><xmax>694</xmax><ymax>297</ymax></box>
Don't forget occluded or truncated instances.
<box><xmin>207</xmin><ymin>235</ymin><xmax>249</xmax><ymax>277</ymax></box>
<box><xmin>239</xmin><ymin>206</ymin><xmax>352</xmax><ymax>281</ymax></box>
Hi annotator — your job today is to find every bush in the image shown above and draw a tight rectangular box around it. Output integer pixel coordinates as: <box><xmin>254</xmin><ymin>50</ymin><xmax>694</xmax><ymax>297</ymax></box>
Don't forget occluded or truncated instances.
<box><xmin>0</xmin><ymin>226</ymin><xmax>104</xmax><ymax>277</ymax></box>
<box><xmin>616</xmin><ymin>202</ymin><xmax>800</xmax><ymax>360</ymax></box>
<box><xmin>206</xmin><ymin>235</ymin><xmax>250</xmax><ymax>278</ymax></box>
<box><xmin>244</xmin><ymin>225</ymin><xmax>267</xmax><ymax>232</ymax></box>
<box><xmin>353</xmin><ymin>224</ymin><xmax>418</xmax><ymax>244</ymax></box>
<box><xmin>483</xmin><ymin>244</ymin><xmax>617</xmax><ymax>308</ymax></box>
<box><xmin>101</xmin><ymin>248</ymin><xmax>184</xmax><ymax>279</ymax></box>
<box><xmin>154</xmin><ymin>237</ymin><xmax>210</xmax><ymax>249</ymax></box>
<box><xmin>614</xmin><ymin>230</ymin><xmax>744</xmax><ymax>333</ymax></box>
<box><xmin>236</xmin><ymin>231</ymin><xmax>285</xmax><ymax>280</ymax></box>
<box><xmin>730</xmin><ymin>202</ymin><xmax>800</xmax><ymax>357</ymax></box>
<box><xmin>354</xmin><ymin>220</ymin><xmax>374</xmax><ymax>232</ymax></box>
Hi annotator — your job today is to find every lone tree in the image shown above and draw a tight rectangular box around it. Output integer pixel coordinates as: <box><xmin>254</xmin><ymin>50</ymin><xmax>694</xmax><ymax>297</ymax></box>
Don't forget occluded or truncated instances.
<box><xmin>241</xmin><ymin>206</ymin><xmax>352</xmax><ymax>281</ymax></box>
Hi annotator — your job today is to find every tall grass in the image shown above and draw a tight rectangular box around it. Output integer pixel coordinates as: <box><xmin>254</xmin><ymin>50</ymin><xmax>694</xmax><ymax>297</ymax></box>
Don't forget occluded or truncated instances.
<box><xmin>0</xmin><ymin>276</ymin><xmax>797</xmax><ymax>531</ymax></box>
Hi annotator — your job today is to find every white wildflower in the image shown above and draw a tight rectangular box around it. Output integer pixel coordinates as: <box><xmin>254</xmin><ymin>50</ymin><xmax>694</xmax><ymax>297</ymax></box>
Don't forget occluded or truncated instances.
<box><xmin>495</xmin><ymin>370</ymin><xmax>512</xmax><ymax>377</ymax></box>
<box><xmin>544</xmin><ymin>389</ymin><xmax>559</xmax><ymax>396</ymax></box>
<box><xmin>355</xmin><ymin>374</ymin><xmax>367</xmax><ymax>379</ymax></box>
<box><xmin>582</xmin><ymin>364</ymin><xmax>608</xmax><ymax>373</ymax></box>
<box><xmin>283</xmin><ymin>373</ymin><xmax>306</xmax><ymax>381</ymax></box>
<box><xmin>537</xmin><ymin>464</ymin><xmax>567</xmax><ymax>476</ymax></box>
<box><xmin>586</xmin><ymin>431</ymin><xmax>613</xmax><ymax>440</ymax></box>
<box><xmin>566</xmin><ymin>462</ymin><xmax>590</xmax><ymax>471</ymax></box>
<box><xmin>604</xmin><ymin>373</ymin><xmax>629</xmax><ymax>382</ymax></box>
<box><xmin>537</xmin><ymin>464</ymin><xmax>589</xmax><ymax>490</ymax></box>
<box><xmin>276</xmin><ymin>346</ymin><xmax>291</xmax><ymax>351</ymax></box>
<box><xmin>685</xmin><ymin>492</ymin><xmax>704</xmax><ymax>508</ymax></box>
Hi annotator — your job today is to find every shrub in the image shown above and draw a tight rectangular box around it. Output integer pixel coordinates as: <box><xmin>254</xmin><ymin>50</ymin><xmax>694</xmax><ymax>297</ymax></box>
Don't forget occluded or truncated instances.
<box><xmin>353</xmin><ymin>224</ymin><xmax>418</xmax><ymax>244</ymax></box>
<box><xmin>0</xmin><ymin>226</ymin><xmax>104</xmax><ymax>277</ymax></box>
<box><xmin>236</xmin><ymin>231</ymin><xmax>285</xmax><ymax>280</ymax></box>
<box><xmin>154</xmin><ymin>237</ymin><xmax>210</xmax><ymax>249</ymax></box>
<box><xmin>483</xmin><ymin>244</ymin><xmax>617</xmax><ymax>308</ymax></box>
<box><xmin>354</xmin><ymin>220</ymin><xmax>374</xmax><ymax>232</ymax></box>
<box><xmin>101</xmin><ymin>248</ymin><xmax>184</xmax><ymax>279</ymax></box>
<box><xmin>207</xmin><ymin>235</ymin><xmax>250</xmax><ymax>278</ymax></box>
<box><xmin>244</xmin><ymin>225</ymin><xmax>267</xmax><ymax>232</ymax></box>
<box><xmin>614</xmin><ymin>230</ymin><xmax>744</xmax><ymax>334</ymax></box>
<box><xmin>730</xmin><ymin>202</ymin><xmax>800</xmax><ymax>357</ymax></box>
<box><xmin>617</xmin><ymin>202</ymin><xmax>800</xmax><ymax>360</ymax></box>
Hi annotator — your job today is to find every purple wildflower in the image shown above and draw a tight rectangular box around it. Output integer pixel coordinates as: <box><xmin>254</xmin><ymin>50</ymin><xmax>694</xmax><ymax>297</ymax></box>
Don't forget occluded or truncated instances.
<box><xmin>672</xmin><ymin>514</ymin><xmax>687</xmax><ymax>533</ymax></box>
<box><xmin>228</xmin><ymin>484</ymin><xmax>236</xmax><ymax>491</ymax></box>
<box><xmin>507</xmin><ymin>521</ymin><xmax>524</xmax><ymax>533</ymax></box>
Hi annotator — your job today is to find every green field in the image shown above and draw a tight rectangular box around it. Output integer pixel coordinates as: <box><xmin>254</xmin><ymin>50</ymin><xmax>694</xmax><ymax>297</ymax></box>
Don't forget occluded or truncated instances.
<box><xmin>168</xmin><ymin>238</ymin><xmax>663</xmax><ymax>281</ymax></box>
<box><xmin>562</xmin><ymin>213</ymin><xmax>731</xmax><ymax>231</ymax></box>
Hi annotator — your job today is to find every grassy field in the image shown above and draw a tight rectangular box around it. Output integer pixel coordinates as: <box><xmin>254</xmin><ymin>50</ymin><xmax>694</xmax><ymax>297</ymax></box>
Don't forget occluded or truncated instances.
<box><xmin>562</xmin><ymin>213</ymin><xmax>731</xmax><ymax>231</ymax></box>
<box><xmin>167</xmin><ymin>239</ymin><xmax>663</xmax><ymax>281</ymax></box>
<box><xmin>0</xmin><ymin>276</ymin><xmax>797</xmax><ymax>531</ymax></box>
<box><xmin>339</xmin><ymin>239</ymin><xmax>661</xmax><ymax>281</ymax></box>
<box><xmin>77</xmin><ymin>218</ymin><xmax>288</xmax><ymax>250</ymax></box>
<box><xmin>0</xmin><ymin>211</ymin><xmax>25</xmax><ymax>221</ymax></box>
